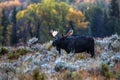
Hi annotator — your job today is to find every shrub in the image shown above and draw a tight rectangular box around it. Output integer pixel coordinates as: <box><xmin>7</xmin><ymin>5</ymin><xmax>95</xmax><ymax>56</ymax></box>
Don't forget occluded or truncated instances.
<box><xmin>7</xmin><ymin>49</ymin><xmax>28</xmax><ymax>60</ymax></box>
<box><xmin>104</xmin><ymin>71</ymin><xmax>111</xmax><ymax>78</ymax></box>
<box><xmin>16</xmin><ymin>49</ymin><xmax>28</xmax><ymax>55</ymax></box>
<box><xmin>0</xmin><ymin>47</ymin><xmax>9</xmax><ymax>55</ymax></box>
<box><xmin>101</xmin><ymin>64</ymin><xmax>112</xmax><ymax>78</ymax></box>
<box><xmin>32</xmin><ymin>68</ymin><xmax>46</xmax><ymax>80</ymax></box>
<box><xmin>114</xmin><ymin>70</ymin><xmax>120</xmax><ymax>80</ymax></box>
<box><xmin>7</xmin><ymin>52</ymin><xmax>19</xmax><ymax>59</ymax></box>
<box><xmin>102</xmin><ymin>64</ymin><xmax>109</xmax><ymax>72</ymax></box>
<box><xmin>61</xmin><ymin>70</ymin><xmax>82</xmax><ymax>80</ymax></box>
<box><xmin>47</xmin><ymin>45</ymin><xmax>52</xmax><ymax>51</ymax></box>
<box><xmin>74</xmin><ymin>54</ymin><xmax>86</xmax><ymax>60</ymax></box>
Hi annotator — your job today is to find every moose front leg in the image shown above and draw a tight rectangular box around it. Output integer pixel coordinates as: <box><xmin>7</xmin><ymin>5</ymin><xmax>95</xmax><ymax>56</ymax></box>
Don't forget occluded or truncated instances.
<box><xmin>68</xmin><ymin>47</ymin><xmax>75</xmax><ymax>56</ymax></box>
<box><xmin>56</xmin><ymin>47</ymin><xmax>61</xmax><ymax>55</ymax></box>
<box><xmin>69</xmin><ymin>50</ymin><xmax>75</xmax><ymax>56</ymax></box>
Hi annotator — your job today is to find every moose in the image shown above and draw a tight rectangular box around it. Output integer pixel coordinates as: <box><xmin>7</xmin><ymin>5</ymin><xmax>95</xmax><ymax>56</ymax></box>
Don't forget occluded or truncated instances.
<box><xmin>50</xmin><ymin>29</ymin><xmax>95</xmax><ymax>57</ymax></box>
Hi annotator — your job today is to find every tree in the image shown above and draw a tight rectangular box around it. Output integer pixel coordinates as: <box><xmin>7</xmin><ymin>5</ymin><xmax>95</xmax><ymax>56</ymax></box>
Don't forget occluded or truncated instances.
<box><xmin>16</xmin><ymin>0</ymin><xmax>88</xmax><ymax>43</ymax></box>
<box><xmin>85</xmin><ymin>6</ymin><xmax>108</xmax><ymax>37</ymax></box>
<box><xmin>66</xmin><ymin>8</ymin><xmax>88</xmax><ymax>35</ymax></box>
<box><xmin>11</xmin><ymin>7</ymin><xmax>18</xmax><ymax>46</ymax></box>
<box><xmin>107</xmin><ymin>0</ymin><xmax>120</xmax><ymax>35</ymax></box>
<box><xmin>109</xmin><ymin>0</ymin><xmax>119</xmax><ymax>18</ymax></box>
<box><xmin>66</xmin><ymin>8</ymin><xmax>88</xmax><ymax>28</ymax></box>
<box><xmin>1</xmin><ymin>8</ymin><xmax>9</xmax><ymax>46</ymax></box>
<box><xmin>16</xmin><ymin>0</ymin><xmax>69</xmax><ymax>42</ymax></box>
<box><xmin>0</xmin><ymin>26</ymin><xmax>3</xmax><ymax>46</ymax></box>
<box><xmin>0</xmin><ymin>8</ymin><xmax>3</xmax><ymax>46</ymax></box>
<box><xmin>77</xmin><ymin>2</ymin><xmax>94</xmax><ymax>13</ymax></box>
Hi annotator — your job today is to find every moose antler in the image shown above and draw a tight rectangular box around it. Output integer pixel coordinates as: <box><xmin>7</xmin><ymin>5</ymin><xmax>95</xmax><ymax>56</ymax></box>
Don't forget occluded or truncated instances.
<box><xmin>50</xmin><ymin>29</ymin><xmax>58</xmax><ymax>37</ymax></box>
<box><xmin>65</xmin><ymin>29</ymin><xmax>73</xmax><ymax>37</ymax></box>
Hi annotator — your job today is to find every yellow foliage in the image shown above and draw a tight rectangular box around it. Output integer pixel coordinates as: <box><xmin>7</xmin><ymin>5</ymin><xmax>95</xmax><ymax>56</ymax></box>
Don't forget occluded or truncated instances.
<box><xmin>68</xmin><ymin>8</ymin><xmax>84</xmax><ymax>18</ymax></box>
<box><xmin>69</xmin><ymin>8</ymin><xmax>74</xmax><ymax>12</ymax></box>
<box><xmin>16</xmin><ymin>10</ymin><xmax>25</xmax><ymax>20</ymax></box>
<box><xmin>51</xmin><ymin>9</ymin><xmax>57</xmax><ymax>14</ymax></box>
<box><xmin>27</xmin><ymin>3</ymin><xmax>37</xmax><ymax>11</ymax></box>
<box><xmin>66</xmin><ymin>8</ymin><xmax>88</xmax><ymax>28</ymax></box>
<box><xmin>43</xmin><ymin>0</ymin><xmax>55</xmax><ymax>4</ymax></box>
<box><xmin>36</xmin><ymin>9</ymin><xmax>40</xmax><ymax>15</ymax></box>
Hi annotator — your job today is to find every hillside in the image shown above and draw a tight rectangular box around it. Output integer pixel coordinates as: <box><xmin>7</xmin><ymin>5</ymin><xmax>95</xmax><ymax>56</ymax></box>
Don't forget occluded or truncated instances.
<box><xmin>0</xmin><ymin>34</ymin><xmax>120</xmax><ymax>80</ymax></box>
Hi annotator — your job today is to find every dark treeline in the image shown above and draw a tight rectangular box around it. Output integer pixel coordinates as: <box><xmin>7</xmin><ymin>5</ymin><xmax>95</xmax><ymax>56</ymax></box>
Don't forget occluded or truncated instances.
<box><xmin>0</xmin><ymin>0</ymin><xmax>120</xmax><ymax>46</ymax></box>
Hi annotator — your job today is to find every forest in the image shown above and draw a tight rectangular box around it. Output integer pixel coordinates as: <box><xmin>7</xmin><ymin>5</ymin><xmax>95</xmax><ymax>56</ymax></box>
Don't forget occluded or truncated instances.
<box><xmin>0</xmin><ymin>0</ymin><xmax>119</xmax><ymax>46</ymax></box>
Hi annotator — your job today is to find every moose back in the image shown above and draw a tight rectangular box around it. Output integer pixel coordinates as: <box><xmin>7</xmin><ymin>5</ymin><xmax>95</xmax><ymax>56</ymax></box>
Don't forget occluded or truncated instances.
<box><xmin>52</xmin><ymin>36</ymin><xmax>95</xmax><ymax>57</ymax></box>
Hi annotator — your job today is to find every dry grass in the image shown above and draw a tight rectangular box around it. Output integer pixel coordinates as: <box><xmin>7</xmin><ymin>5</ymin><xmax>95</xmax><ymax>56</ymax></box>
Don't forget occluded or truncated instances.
<box><xmin>49</xmin><ymin>64</ymin><xmax>120</xmax><ymax>80</ymax></box>
<box><xmin>17</xmin><ymin>69</ymin><xmax>47</xmax><ymax>80</ymax></box>
<box><xmin>17</xmin><ymin>73</ymin><xmax>33</xmax><ymax>80</ymax></box>
<box><xmin>74</xmin><ymin>53</ymin><xmax>88</xmax><ymax>60</ymax></box>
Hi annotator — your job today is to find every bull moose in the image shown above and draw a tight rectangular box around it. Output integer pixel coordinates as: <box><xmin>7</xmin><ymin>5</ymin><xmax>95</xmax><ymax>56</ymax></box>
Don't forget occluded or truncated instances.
<box><xmin>51</xmin><ymin>30</ymin><xmax>95</xmax><ymax>57</ymax></box>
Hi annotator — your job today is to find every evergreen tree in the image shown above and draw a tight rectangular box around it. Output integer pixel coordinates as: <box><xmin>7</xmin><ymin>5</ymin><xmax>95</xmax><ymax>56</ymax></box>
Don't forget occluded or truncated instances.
<box><xmin>0</xmin><ymin>26</ymin><xmax>3</xmax><ymax>46</ymax></box>
<box><xmin>1</xmin><ymin>8</ymin><xmax>9</xmax><ymax>46</ymax></box>
<box><xmin>109</xmin><ymin>0</ymin><xmax>119</xmax><ymax>18</ymax></box>
<box><xmin>11</xmin><ymin>7</ymin><xmax>18</xmax><ymax>46</ymax></box>
<box><xmin>107</xmin><ymin>0</ymin><xmax>120</xmax><ymax>35</ymax></box>
<box><xmin>85</xmin><ymin>6</ymin><xmax>107</xmax><ymax>37</ymax></box>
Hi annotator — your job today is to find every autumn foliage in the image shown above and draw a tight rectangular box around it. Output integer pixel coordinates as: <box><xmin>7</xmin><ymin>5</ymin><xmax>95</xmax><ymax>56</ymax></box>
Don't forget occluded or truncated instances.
<box><xmin>16</xmin><ymin>0</ymin><xmax>88</xmax><ymax>42</ymax></box>
<box><xmin>66</xmin><ymin>8</ymin><xmax>88</xmax><ymax>28</ymax></box>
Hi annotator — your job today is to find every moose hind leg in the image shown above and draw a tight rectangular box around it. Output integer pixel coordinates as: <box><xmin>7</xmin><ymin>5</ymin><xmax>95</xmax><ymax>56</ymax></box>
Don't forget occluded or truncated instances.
<box><xmin>90</xmin><ymin>49</ymin><xmax>95</xmax><ymax>57</ymax></box>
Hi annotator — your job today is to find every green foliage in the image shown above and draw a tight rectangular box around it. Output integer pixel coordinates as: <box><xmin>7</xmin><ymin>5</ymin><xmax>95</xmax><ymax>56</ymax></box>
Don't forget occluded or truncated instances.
<box><xmin>115</xmin><ymin>70</ymin><xmax>120</xmax><ymax>80</ymax></box>
<box><xmin>32</xmin><ymin>68</ymin><xmax>46</xmax><ymax>80</ymax></box>
<box><xmin>0</xmin><ymin>8</ymin><xmax>14</xmax><ymax>46</ymax></box>
<box><xmin>0</xmin><ymin>26</ymin><xmax>3</xmax><ymax>46</ymax></box>
<box><xmin>8</xmin><ymin>52</ymin><xmax>19</xmax><ymax>60</ymax></box>
<box><xmin>61</xmin><ymin>71</ymin><xmax>82</xmax><ymax>80</ymax></box>
<box><xmin>101</xmin><ymin>64</ymin><xmax>112</xmax><ymax>78</ymax></box>
<box><xmin>109</xmin><ymin>0</ymin><xmax>119</xmax><ymax>18</ymax></box>
<box><xmin>8</xmin><ymin>49</ymin><xmax>28</xmax><ymax>60</ymax></box>
<box><xmin>16</xmin><ymin>49</ymin><xmax>28</xmax><ymax>55</ymax></box>
<box><xmin>16</xmin><ymin>0</ymin><xmax>70</xmax><ymax>42</ymax></box>
<box><xmin>77</xmin><ymin>2</ymin><xmax>94</xmax><ymax>13</ymax></box>
<box><xmin>104</xmin><ymin>71</ymin><xmax>111</xmax><ymax>78</ymax></box>
<box><xmin>85</xmin><ymin>5</ymin><xmax>108</xmax><ymax>37</ymax></box>
<box><xmin>1</xmin><ymin>8</ymin><xmax>9</xmax><ymax>46</ymax></box>
<box><xmin>102</xmin><ymin>64</ymin><xmax>109</xmax><ymax>71</ymax></box>
<box><xmin>16</xmin><ymin>0</ymin><xmax>87</xmax><ymax>43</ymax></box>
<box><xmin>107</xmin><ymin>0</ymin><xmax>120</xmax><ymax>35</ymax></box>
<box><xmin>0</xmin><ymin>47</ymin><xmax>9</xmax><ymax>55</ymax></box>
<box><xmin>11</xmin><ymin>7</ymin><xmax>18</xmax><ymax>45</ymax></box>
